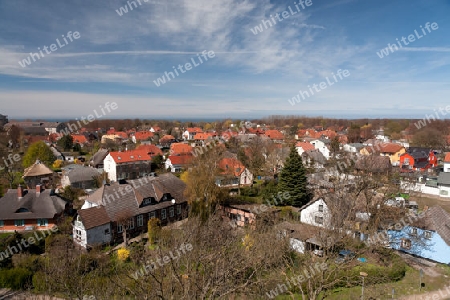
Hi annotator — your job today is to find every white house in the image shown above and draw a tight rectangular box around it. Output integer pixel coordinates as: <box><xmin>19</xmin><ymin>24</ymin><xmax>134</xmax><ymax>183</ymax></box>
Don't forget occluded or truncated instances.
<box><xmin>310</xmin><ymin>139</ymin><xmax>330</xmax><ymax>159</ymax></box>
<box><xmin>300</xmin><ymin>198</ymin><xmax>330</xmax><ymax>228</ymax></box>
<box><xmin>73</xmin><ymin>207</ymin><xmax>111</xmax><ymax>249</ymax></box>
<box><xmin>103</xmin><ymin>150</ymin><xmax>152</xmax><ymax>182</ymax></box>
<box><xmin>343</xmin><ymin>143</ymin><xmax>364</xmax><ymax>153</ymax></box>
<box><xmin>295</xmin><ymin>141</ymin><xmax>315</xmax><ymax>156</ymax></box>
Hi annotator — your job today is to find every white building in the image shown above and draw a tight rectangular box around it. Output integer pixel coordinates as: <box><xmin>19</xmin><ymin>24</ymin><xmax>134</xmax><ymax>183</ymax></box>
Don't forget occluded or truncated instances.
<box><xmin>300</xmin><ymin>198</ymin><xmax>330</xmax><ymax>228</ymax></box>
<box><xmin>310</xmin><ymin>139</ymin><xmax>330</xmax><ymax>159</ymax></box>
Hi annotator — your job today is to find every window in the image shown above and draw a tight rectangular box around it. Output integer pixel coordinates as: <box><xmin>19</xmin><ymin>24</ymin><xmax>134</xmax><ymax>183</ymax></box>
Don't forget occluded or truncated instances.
<box><xmin>315</xmin><ymin>216</ymin><xmax>323</xmax><ymax>225</ymax></box>
<box><xmin>401</xmin><ymin>238</ymin><xmax>411</xmax><ymax>250</ymax></box>
<box><xmin>75</xmin><ymin>229</ymin><xmax>82</xmax><ymax>240</ymax></box>
<box><xmin>104</xmin><ymin>228</ymin><xmax>110</xmax><ymax>235</ymax></box>
<box><xmin>169</xmin><ymin>207</ymin><xmax>174</xmax><ymax>218</ymax></box>
<box><xmin>117</xmin><ymin>224</ymin><xmax>123</xmax><ymax>233</ymax></box>
<box><xmin>177</xmin><ymin>205</ymin><xmax>181</xmax><ymax>215</ymax></box>
<box><xmin>411</xmin><ymin>228</ymin><xmax>418</xmax><ymax>236</ymax></box>
<box><xmin>318</xmin><ymin>204</ymin><xmax>324</xmax><ymax>212</ymax></box>
<box><xmin>0</xmin><ymin>220</ymin><xmax>3</xmax><ymax>227</ymax></box>
<box><xmin>137</xmin><ymin>215</ymin><xmax>143</xmax><ymax>227</ymax></box>
<box><xmin>149</xmin><ymin>211</ymin><xmax>156</xmax><ymax>219</ymax></box>
<box><xmin>37</xmin><ymin>219</ymin><xmax>48</xmax><ymax>226</ymax></box>
<box><xmin>14</xmin><ymin>219</ymin><xmax>25</xmax><ymax>227</ymax></box>
<box><xmin>161</xmin><ymin>209</ymin><xmax>167</xmax><ymax>220</ymax></box>
<box><xmin>128</xmin><ymin>218</ymin><xmax>135</xmax><ymax>229</ymax></box>
<box><xmin>424</xmin><ymin>231</ymin><xmax>432</xmax><ymax>239</ymax></box>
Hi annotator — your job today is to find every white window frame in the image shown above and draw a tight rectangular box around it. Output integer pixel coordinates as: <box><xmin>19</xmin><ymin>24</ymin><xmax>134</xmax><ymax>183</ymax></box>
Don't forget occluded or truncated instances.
<box><xmin>318</xmin><ymin>204</ymin><xmax>324</xmax><ymax>212</ymax></box>
<box><xmin>177</xmin><ymin>205</ymin><xmax>181</xmax><ymax>215</ymax></box>
<box><xmin>37</xmin><ymin>219</ymin><xmax>48</xmax><ymax>226</ymax></box>
<box><xmin>14</xmin><ymin>219</ymin><xmax>25</xmax><ymax>227</ymax></box>
<box><xmin>169</xmin><ymin>207</ymin><xmax>175</xmax><ymax>218</ymax></box>
<box><xmin>137</xmin><ymin>215</ymin><xmax>143</xmax><ymax>227</ymax></box>
<box><xmin>128</xmin><ymin>218</ymin><xmax>135</xmax><ymax>230</ymax></box>
<box><xmin>117</xmin><ymin>223</ymin><xmax>123</xmax><ymax>233</ymax></box>
<box><xmin>161</xmin><ymin>209</ymin><xmax>167</xmax><ymax>220</ymax></box>
<box><xmin>149</xmin><ymin>211</ymin><xmax>156</xmax><ymax>219</ymax></box>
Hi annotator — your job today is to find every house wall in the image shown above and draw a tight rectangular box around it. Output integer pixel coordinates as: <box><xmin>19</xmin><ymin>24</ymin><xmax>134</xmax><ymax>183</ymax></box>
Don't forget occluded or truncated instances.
<box><xmin>444</xmin><ymin>162</ymin><xmax>450</xmax><ymax>173</ymax></box>
<box><xmin>290</xmin><ymin>238</ymin><xmax>305</xmax><ymax>254</ymax></box>
<box><xmin>300</xmin><ymin>199</ymin><xmax>329</xmax><ymax>228</ymax></box>
<box><xmin>110</xmin><ymin>202</ymin><xmax>189</xmax><ymax>244</ymax></box>
<box><xmin>86</xmin><ymin>223</ymin><xmax>111</xmax><ymax>248</ymax></box>
<box><xmin>239</xmin><ymin>169</ymin><xmax>253</xmax><ymax>186</ymax></box>
<box><xmin>104</xmin><ymin>154</ymin><xmax>117</xmax><ymax>182</ymax></box>
<box><xmin>0</xmin><ymin>219</ymin><xmax>57</xmax><ymax>232</ymax></box>
<box><xmin>311</xmin><ymin>140</ymin><xmax>330</xmax><ymax>159</ymax></box>
<box><xmin>73</xmin><ymin>221</ymin><xmax>88</xmax><ymax>248</ymax></box>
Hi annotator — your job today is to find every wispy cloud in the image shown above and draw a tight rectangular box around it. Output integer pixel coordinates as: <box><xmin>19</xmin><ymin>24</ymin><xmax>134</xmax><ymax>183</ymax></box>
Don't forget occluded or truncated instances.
<box><xmin>399</xmin><ymin>47</ymin><xmax>450</xmax><ymax>52</ymax></box>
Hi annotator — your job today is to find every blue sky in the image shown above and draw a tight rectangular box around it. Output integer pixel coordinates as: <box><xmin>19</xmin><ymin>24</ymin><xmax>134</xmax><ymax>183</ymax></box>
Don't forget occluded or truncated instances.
<box><xmin>0</xmin><ymin>0</ymin><xmax>449</xmax><ymax>120</ymax></box>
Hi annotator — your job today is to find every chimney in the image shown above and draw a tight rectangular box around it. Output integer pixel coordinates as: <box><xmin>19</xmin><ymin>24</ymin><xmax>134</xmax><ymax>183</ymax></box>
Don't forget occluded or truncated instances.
<box><xmin>36</xmin><ymin>184</ymin><xmax>43</xmax><ymax>195</ymax></box>
<box><xmin>18</xmin><ymin>185</ymin><xmax>23</xmax><ymax>198</ymax></box>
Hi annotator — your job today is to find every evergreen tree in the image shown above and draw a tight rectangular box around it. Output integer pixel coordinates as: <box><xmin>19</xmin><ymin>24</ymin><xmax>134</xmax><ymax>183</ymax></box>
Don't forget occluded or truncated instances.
<box><xmin>278</xmin><ymin>144</ymin><xmax>310</xmax><ymax>207</ymax></box>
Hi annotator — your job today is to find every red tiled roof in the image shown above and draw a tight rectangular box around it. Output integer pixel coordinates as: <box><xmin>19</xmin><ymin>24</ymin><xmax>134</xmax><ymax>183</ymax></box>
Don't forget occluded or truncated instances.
<box><xmin>264</xmin><ymin>130</ymin><xmax>284</xmax><ymax>140</ymax></box>
<box><xmin>136</xmin><ymin>144</ymin><xmax>163</xmax><ymax>156</ymax></box>
<box><xmin>219</xmin><ymin>157</ymin><xmax>246</xmax><ymax>177</ymax></box>
<box><xmin>187</xmin><ymin>127</ymin><xmax>203</xmax><ymax>133</ymax></box>
<box><xmin>444</xmin><ymin>152</ymin><xmax>450</xmax><ymax>163</ymax></box>
<box><xmin>168</xmin><ymin>155</ymin><xmax>193</xmax><ymax>166</ymax></box>
<box><xmin>71</xmin><ymin>134</ymin><xmax>88</xmax><ymax>144</ymax></box>
<box><xmin>160</xmin><ymin>135</ymin><xmax>175</xmax><ymax>141</ymax></box>
<box><xmin>295</xmin><ymin>142</ymin><xmax>315</xmax><ymax>151</ymax></box>
<box><xmin>109</xmin><ymin>150</ymin><xmax>151</xmax><ymax>163</ymax></box>
<box><xmin>194</xmin><ymin>133</ymin><xmax>214</xmax><ymax>140</ymax></box>
<box><xmin>376</xmin><ymin>143</ymin><xmax>404</xmax><ymax>154</ymax></box>
<box><xmin>115</xmin><ymin>132</ymin><xmax>128</xmax><ymax>139</ymax></box>
<box><xmin>170</xmin><ymin>143</ymin><xmax>193</xmax><ymax>155</ymax></box>
<box><xmin>134</xmin><ymin>131</ymin><xmax>154</xmax><ymax>141</ymax></box>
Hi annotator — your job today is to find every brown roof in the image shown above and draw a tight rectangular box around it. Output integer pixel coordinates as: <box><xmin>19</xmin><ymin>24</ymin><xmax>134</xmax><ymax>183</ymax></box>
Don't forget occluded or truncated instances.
<box><xmin>0</xmin><ymin>189</ymin><xmax>67</xmax><ymax>220</ymax></box>
<box><xmin>78</xmin><ymin>206</ymin><xmax>110</xmax><ymax>230</ymax></box>
<box><xmin>82</xmin><ymin>173</ymin><xmax>187</xmax><ymax>223</ymax></box>
<box><xmin>416</xmin><ymin>206</ymin><xmax>450</xmax><ymax>246</ymax></box>
<box><xmin>277</xmin><ymin>221</ymin><xmax>321</xmax><ymax>241</ymax></box>
<box><xmin>23</xmin><ymin>161</ymin><xmax>53</xmax><ymax>178</ymax></box>
<box><xmin>355</xmin><ymin>156</ymin><xmax>391</xmax><ymax>172</ymax></box>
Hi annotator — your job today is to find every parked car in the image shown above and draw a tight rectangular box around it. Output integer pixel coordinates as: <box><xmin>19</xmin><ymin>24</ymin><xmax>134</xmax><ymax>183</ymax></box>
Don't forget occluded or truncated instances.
<box><xmin>335</xmin><ymin>250</ymin><xmax>355</xmax><ymax>263</ymax></box>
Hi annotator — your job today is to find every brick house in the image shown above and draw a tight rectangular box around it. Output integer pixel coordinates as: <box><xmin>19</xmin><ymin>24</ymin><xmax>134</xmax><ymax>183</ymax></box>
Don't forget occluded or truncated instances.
<box><xmin>0</xmin><ymin>185</ymin><xmax>68</xmax><ymax>232</ymax></box>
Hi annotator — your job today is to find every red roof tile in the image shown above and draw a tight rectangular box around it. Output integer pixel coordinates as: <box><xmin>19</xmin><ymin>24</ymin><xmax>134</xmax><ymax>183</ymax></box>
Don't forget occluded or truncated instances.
<box><xmin>444</xmin><ymin>152</ymin><xmax>450</xmax><ymax>163</ymax></box>
<box><xmin>264</xmin><ymin>130</ymin><xmax>284</xmax><ymax>140</ymax></box>
<box><xmin>109</xmin><ymin>150</ymin><xmax>151</xmax><ymax>163</ymax></box>
<box><xmin>194</xmin><ymin>133</ymin><xmax>214</xmax><ymax>140</ymax></box>
<box><xmin>219</xmin><ymin>158</ymin><xmax>246</xmax><ymax>176</ymax></box>
<box><xmin>170</xmin><ymin>143</ymin><xmax>193</xmax><ymax>155</ymax></box>
<box><xmin>186</xmin><ymin>127</ymin><xmax>203</xmax><ymax>133</ymax></box>
<box><xmin>136</xmin><ymin>144</ymin><xmax>163</xmax><ymax>156</ymax></box>
<box><xmin>134</xmin><ymin>131</ymin><xmax>154</xmax><ymax>141</ymax></box>
<box><xmin>295</xmin><ymin>142</ymin><xmax>315</xmax><ymax>151</ymax></box>
<box><xmin>168</xmin><ymin>155</ymin><xmax>193</xmax><ymax>165</ymax></box>
<box><xmin>71</xmin><ymin>134</ymin><xmax>88</xmax><ymax>144</ymax></box>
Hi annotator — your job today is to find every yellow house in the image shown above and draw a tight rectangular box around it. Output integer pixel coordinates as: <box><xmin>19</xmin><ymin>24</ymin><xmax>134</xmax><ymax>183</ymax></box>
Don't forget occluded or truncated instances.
<box><xmin>360</xmin><ymin>143</ymin><xmax>405</xmax><ymax>166</ymax></box>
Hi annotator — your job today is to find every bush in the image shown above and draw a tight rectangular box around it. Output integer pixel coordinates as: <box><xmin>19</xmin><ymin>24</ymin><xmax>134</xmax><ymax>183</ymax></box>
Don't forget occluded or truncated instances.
<box><xmin>0</xmin><ymin>267</ymin><xmax>32</xmax><ymax>290</ymax></box>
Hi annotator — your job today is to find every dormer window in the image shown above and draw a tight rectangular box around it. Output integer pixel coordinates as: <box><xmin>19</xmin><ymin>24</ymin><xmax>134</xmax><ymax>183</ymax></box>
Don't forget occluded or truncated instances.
<box><xmin>16</xmin><ymin>208</ymin><xmax>30</xmax><ymax>213</ymax></box>
<box><xmin>130</xmin><ymin>156</ymin><xmax>134</xmax><ymax>159</ymax></box>
<box><xmin>118</xmin><ymin>156</ymin><xmax>121</xmax><ymax>160</ymax></box>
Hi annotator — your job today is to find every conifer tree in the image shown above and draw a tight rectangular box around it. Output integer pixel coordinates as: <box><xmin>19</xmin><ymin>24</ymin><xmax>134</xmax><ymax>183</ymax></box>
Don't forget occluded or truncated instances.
<box><xmin>278</xmin><ymin>144</ymin><xmax>310</xmax><ymax>207</ymax></box>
